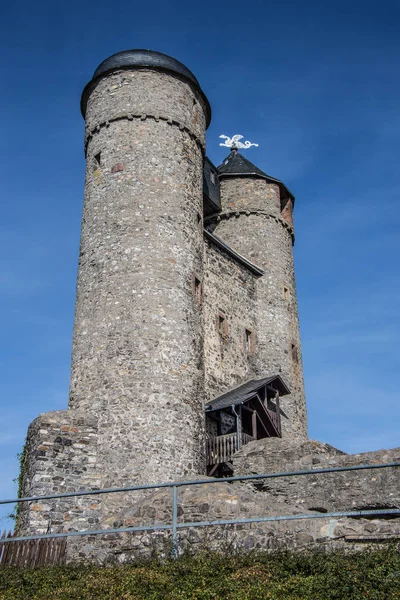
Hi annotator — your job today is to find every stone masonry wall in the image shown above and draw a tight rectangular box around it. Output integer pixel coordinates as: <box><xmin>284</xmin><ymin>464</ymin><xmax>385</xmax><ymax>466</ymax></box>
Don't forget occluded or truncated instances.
<box><xmin>68</xmin><ymin>440</ymin><xmax>400</xmax><ymax>563</ymax></box>
<box><xmin>207</xmin><ymin>177</ymin><xmax>307</xmax><ymax>438</ymax></box>
<box><xmin>203</xmin><ymin>238</ymin><xmax>259</xmax><ymax>402</ymax></box>
<box><xmin>20</xmin><ymin>66</ymin><xmax>210</xmax><ymax>536</ymax></box>
<box><xmin>18</xmin><ymin>411</ymin><xmax>100</xmax><ymax>536</ymax></box>
<box><xmin>68</xmin><ymin>68</ymin><xmax>208</xmax><ymax>511</ymax></box>
<box><xmin>232</xmin><ymin>438</ymin><xmax>400</xmax><ymax>530</ymax></box>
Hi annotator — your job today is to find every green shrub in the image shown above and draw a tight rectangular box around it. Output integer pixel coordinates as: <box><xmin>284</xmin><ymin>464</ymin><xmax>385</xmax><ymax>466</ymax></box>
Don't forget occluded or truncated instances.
<box><xmin>0</xmin><ymin>544</ymin><xmax>399</xmax><ymax>599</ymax></box>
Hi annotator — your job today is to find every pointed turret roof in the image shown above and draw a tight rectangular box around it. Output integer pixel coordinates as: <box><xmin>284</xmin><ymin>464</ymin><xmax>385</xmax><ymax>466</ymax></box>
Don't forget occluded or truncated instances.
<box><xmin>217</xmin><ymin>150</ymin><xmax>294</xmax><ymax>203</ymax></box>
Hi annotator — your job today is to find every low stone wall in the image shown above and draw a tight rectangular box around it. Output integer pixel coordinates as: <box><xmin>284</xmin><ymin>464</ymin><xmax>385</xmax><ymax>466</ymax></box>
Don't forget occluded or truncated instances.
<box><xmin>18</xmin><ymin>410</ymin><xmax>100</xmax><ymax>536</ymax></box>
<box><xmin>64</xmin><ymin>439</ymin><xmax>400</xmax><ymax>563</ymax></box>
<box><xmin>232</xmin><ymin>438</ymin><xmax>400</xmax><ymax>514</ymax></box>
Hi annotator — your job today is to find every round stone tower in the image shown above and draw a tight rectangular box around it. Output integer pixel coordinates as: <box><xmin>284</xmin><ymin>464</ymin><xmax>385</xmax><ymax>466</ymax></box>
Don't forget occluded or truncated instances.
<box><xmin>70</xmin><ymin>50</ymin><xmax>211</xmax><ymax>487</ymax></box>
<box><xmin>206</xmin><ymin>150</ymin><xmax>307</xmax><ymax>438</ymax></box>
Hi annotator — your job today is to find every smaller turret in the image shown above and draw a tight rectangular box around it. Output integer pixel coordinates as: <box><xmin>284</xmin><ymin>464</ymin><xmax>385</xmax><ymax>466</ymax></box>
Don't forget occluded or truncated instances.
<box><xmin>206</xmin><ymin>149</ymin><xmax>307</xmax><ymax>438</ymax></box>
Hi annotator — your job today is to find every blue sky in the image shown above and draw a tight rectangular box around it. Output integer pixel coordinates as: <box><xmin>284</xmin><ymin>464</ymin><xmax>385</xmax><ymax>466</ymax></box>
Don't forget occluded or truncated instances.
<box><xmin>0</xmin><ymin>0</ymin><xmax>399</xmax><ymax>523</ymax></box>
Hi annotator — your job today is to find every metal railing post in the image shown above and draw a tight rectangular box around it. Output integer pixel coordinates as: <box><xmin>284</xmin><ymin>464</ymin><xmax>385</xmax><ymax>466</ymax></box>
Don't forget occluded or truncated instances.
<box><xmin>171</xmin><ymin>485</ymin><xmax>178</xmax><ymax>558</ymax></box>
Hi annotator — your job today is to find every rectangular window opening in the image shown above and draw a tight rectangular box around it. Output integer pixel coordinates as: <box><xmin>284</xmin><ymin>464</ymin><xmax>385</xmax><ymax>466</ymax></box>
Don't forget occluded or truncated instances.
<box><xmin>283</xmin><ymin>286</ymin><xmax>290</xmax><ymax>301</ymax></box>
<box><xmin>93</xmin><ymin>152</ymin><xmax>101</xmax><ymax>171</ymax></box>
<box><xmin>194</xmin><ymin>277</ymin><xmax>202</xmax><ymax>305</ymax></box>
<box><xmin>217</xmin><ymin>312</ymin><xmax>228</xmax><ymax>338</ymax></box>
<box><xmin>245</xmin><ymin>328</ymin><xmax>255</xmax><ymax>354</ymax></box>
<box><xmin>210</xmin><ymin>171</ymin><xmax>216</xmax><ymax>185</ymax></box>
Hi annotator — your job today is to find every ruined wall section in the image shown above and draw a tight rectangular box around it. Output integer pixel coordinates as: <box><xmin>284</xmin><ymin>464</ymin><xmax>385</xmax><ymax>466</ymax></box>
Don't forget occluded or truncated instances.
<box><xmin>233</xmin><ymin>437</ymin><xmax>400</xmax><ymax>519</ymax></box>
<box><xmin>18</xmin><ymin>411</ymin><xmax>100</xmax><ymax>536</ymax></box>
<box><xmin>203</xmin><ymin>239</ymin><xmax>259</xmax><ymax>401</ymax></box>
<box><xmin>72</xmin><ymin>441</ymin><xmax>400</xmax><ymax>563</ymax></box>
<box><xmin>207</xmin><ymin>177</ymin><xmax>307</xmax><ymax>438</ymax></box>
<box><xmin>69</xmin><ymin>69</ymin><xmax>208</xmax><ymax>495</ymax></box>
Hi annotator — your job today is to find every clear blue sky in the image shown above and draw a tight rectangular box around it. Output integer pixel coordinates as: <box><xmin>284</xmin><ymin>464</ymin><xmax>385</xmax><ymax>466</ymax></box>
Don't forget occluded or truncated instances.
<box><xmin>0</xmin><ymin>0</ymin><xmax>399</xmax><ymax>522</ymax></box>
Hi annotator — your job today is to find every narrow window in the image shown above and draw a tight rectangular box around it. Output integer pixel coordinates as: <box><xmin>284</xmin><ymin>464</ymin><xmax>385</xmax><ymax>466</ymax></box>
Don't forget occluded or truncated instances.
<box><xmin>196</xmin><ymin>212</ymin><xmax>202</xmax><ymax>231</ymax></box>
<box><xmin>217</xmin><ymin>312</ymin><xmax>228</xmax><ymax>338</ymax></box>
<box><xmin>93</xmin><ymin>152</ymin><xmax>101</xmax><ymax>172</ymax></box>
<box><xmin>194</xmin><ymin>277</ymin><xmax>202</xmax><ymax>306</ymax></box>
<box><xmin>291</xmin><ymin>343</ymin><xmax>299</xmax><ymax>363</ymax></box>
<box><xmin>245</xmin><ymin>328</ymin><xmax>254</xmax><ymax>354</ymax></box>
<box><xmin>210</xmin><ymin>171</ymin><xmax>216</xmax><ymax>185</ymax></box>
<box><xmin>283</xmin><ymin>286</ymin><xmax>290</xmax><ymax>301</ymax></box>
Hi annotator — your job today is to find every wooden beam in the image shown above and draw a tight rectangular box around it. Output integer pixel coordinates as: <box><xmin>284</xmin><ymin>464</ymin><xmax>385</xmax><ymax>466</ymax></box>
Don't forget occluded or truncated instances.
<box><xmin>252</xmin><ymin>410</ymin><xmax>257</xmax><ymax>439</ymax></box>
<box><xmin>256</xmin><ymin>412</ymin><xmax>270</xmax><ymax>437</ymax></box>
<box><xmin>208</xmin><ymin>463</ymin><xmax>219</xmax><ymax>477</ymax></box>
<box><xmin>254</xmin><ymin>393</ymin><xmax>280</xmax><ymax>437</ymax></box>
<box><xmin>275</xmin><ymin>391</ymin><xmax>282</xmax><ymax>435</ymax></box>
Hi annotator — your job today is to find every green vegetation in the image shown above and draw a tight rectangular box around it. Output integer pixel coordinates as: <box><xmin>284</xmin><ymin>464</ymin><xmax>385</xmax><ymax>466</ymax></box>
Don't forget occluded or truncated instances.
<box><xmin>6</xmin><ymin>443</ymin><xmax>27</xmax><ymax>524</ymax></box>
<box><xmin>1</xmin><ymin>545</ymin><xmax>399</xmax><ymax>599</ymax></box>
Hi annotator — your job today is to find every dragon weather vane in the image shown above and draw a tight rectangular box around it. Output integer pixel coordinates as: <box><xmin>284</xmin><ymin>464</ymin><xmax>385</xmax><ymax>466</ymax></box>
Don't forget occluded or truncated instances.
<box><xmin>219</xmin><ymin>134</ymin><xmax>259</xmax><ymax>150</ymax></box>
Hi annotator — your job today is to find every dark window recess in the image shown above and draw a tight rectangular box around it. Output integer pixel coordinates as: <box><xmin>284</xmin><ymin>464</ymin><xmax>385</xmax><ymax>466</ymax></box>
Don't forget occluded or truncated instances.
<box><xmin>291</xmin><ymin>343</ymin><xmax>299</xmax><ymax>362</ymax></box>
<box><xmin>194</xmin><ymin>277</ymin><xmax>202</xmax><ymax>305</ymax></box>
<box><xmin>93</xmin><ymin>152</ymin><xmax>101</xmax><ymax>171</ymax></box>
<box><xmin>217</xmin><ymin>313</ymin><xmax>228</xmax><ymax>338</ymax></box>
<box><xmin>196</xmin><ymin>212</ymin><xmax>202</xmax><ymax>230</ymax></box>
<box><xmin>283</xmin><ymin>286</ymin><xmax>290</xmax><ymax>301</ymax></box>
<box><xmin>245</xmin><ymin>328</ymin><xmax>255</xmax><ymax>354</ymax></box>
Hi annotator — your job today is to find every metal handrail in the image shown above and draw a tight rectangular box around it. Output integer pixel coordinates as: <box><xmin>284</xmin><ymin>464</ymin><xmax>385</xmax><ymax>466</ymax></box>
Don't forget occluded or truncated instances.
<box><xmin>1</xmin><ymin>461</ymin><xmax>399</xmax><ymax>557</ymax></box>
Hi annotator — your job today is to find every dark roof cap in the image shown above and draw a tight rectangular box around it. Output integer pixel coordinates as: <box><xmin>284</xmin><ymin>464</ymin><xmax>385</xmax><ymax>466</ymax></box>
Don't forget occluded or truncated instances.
<box><xmin>205</xmin><ymin>375</ymin><xmax>290</xmax><ymax>412</ymax></box>
<box><xmin>81</xmin><ymin>49</ymin><xmax>211</xmax><ymax>126</ymax></box>
<box><xmin>218</xmin><ymin>150</ymin><xmax>294</xmax><ymax>202</ymax></box>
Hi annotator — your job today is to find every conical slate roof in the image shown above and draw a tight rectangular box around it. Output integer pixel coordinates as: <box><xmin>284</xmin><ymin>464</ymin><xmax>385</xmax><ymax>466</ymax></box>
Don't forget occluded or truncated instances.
<box><xmin>217</xmin><ymin>150</ymin><xmax>294</xmax><ymax>202</ymax></box>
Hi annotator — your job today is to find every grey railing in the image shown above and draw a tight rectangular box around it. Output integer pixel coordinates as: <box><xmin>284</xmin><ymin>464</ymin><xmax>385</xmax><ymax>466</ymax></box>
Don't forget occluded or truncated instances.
<box><xmin>1</xmin><ymin>461</ymin><xmax>399</xmax><ymax>557</ymax></box>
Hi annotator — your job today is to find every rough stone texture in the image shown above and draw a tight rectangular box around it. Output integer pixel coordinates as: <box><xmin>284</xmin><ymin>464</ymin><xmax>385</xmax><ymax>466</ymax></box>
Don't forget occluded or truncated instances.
<box><xmin>18</xmin><ymin>411</ymin><xmax>100</xmax><ymax>536</ymax></box>
<box><xmin>203</xmin><ymin>238</ymin><xmax>259</xmax><ymax>401</ymax></box>
<box><xmin>69</xmin><ymin>68</ymin><xmax>208</xmax><ymax>502</ymax></box>
<box><xmin>233</xmin><ymin>438</ymin><xmax>400</xmax><ymax>514</ymax></box>
<box><xmin>18</xmin><ymin>56</ymin><xmax>399</xmax><ymax>562</ymax></box>
<box><xmin>83</xmin><ymin>70</ymin><xmax>207</xmax><ymax>152</ymax></box>
<box><xmin>67</xmin><ymin>445</ymin><xmax>400</xmax><ymax>564</ymax></box>
<box><xmin>20</xmin><ymin>65</ymin><xmax>209</xmax><ymax>534</ymax></box>
<box><xmin>207</xmin><ymin>177</ymin><xmax>307</xmax><ymax>438</ymax></box>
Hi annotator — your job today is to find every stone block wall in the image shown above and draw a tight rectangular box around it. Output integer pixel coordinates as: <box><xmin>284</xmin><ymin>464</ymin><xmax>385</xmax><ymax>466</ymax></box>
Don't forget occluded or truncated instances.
<box><xmin>203</xmin><ymin>238</ymin><xmax>260</xmax><ymax>401</ymax></box>
<box><xmin>208</xmin><ymin>177</ymin><xmax>307</xmax><ymax>438</ymax></box>
<box><xmin>69</xmin><ymin>68</ymin><xmax>209</xmax><ymax>501</ymax></box>
<box><xmin>66</xmin><ymin>439</ymin><xmax>399</xmax><ymax>563</ymax></box>
<box><xmin>18</xmin><ymin>411</ymin><xmax>100</xmax><ymax>536</ymax></box>
<box><xmin>233</xmin><ymin>438</ymin><xmax>400</xmax><ymax>515</ymax></box>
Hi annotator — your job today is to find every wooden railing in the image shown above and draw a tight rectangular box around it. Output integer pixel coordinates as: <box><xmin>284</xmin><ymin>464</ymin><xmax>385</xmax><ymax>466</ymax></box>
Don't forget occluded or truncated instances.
<box><xmin>266</xmin><ymin>407</ymin><xmax>280</xmax><ymax>434</ymax></box>
<box><xmin>206</xmin><ymin>432</ymin><xmax>254</xmax><ymax>466</ymax></box>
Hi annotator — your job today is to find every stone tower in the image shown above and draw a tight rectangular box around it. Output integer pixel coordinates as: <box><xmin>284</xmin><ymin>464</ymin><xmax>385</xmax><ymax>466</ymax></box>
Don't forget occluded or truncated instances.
<box><xmin>71</xmin><ymin>50</ymin><xmax>211</xmax><ymax>488</ymax></box>
<box><xmin>206</xmin><ymin>150</ymin><xmax>307</xmax><ymax>438</ymax></box>
<box><xmin>19</xmin><ymin>50</ymin><xmax>308</xmax><ymax>539</ymax></box>
<box><xmin>16</xmin><ymin>50</ymin><xmax>400</xmax><ymax>561</ymax></box>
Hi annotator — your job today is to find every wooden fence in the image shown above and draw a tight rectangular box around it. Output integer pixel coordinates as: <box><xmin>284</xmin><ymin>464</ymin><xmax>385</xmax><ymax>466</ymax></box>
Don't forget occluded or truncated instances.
<box><xmin>0</xmin><ymin>530</ymin><xmax>66</xmax><ymax>568</ymax></box>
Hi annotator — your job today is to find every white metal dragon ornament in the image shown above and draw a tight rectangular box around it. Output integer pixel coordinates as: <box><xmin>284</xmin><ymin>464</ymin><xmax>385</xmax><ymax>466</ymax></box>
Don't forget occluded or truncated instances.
<box><xmin>219</xmin><ymin>134</ymin><xmax>259</xmax><ymax>149</ymax></box>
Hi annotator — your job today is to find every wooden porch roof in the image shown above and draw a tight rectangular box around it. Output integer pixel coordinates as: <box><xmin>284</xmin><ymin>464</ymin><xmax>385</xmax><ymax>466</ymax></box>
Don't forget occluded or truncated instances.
<box><xmin>205</xmin><ymin>375</ymin><xmax>290</xmax><ymax>413</ymax></box>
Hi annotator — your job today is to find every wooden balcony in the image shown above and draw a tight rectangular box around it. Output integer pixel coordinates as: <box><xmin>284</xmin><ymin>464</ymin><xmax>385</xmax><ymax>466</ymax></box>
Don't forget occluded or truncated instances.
<box><xmin>206</xmin><ymin>432</ymin><xmax>254</xmax><ymax>467</ymax></box>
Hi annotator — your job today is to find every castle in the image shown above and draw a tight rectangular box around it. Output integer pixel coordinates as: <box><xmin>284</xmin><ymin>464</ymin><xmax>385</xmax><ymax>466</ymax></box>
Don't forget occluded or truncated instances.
<box><xmin>19</xmin><ymin>50</ymin><xmax>399</xmax><ymax>557</ymax></box>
